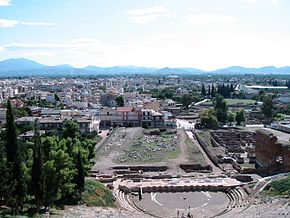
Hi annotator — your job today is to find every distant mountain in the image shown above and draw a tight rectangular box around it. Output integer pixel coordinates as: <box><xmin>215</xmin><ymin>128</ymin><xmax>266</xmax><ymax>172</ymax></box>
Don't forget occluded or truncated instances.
<box><xmin>0</xmin><ymin>58</ymin><xmax>45</xmax><ymax>72</ymax></box>
<box><xmin>211</xmin><ymin>66</ymin><xmax>290</xmax><ymax>74</ymax></box>
<box><xmin>153</xmin><ymin>67</ymin><xmax>203</xmax><ymax>75</ymax></box>
<box><xmin>0</xmin><ymin>58</ymin><xmax>290</xmax><ymax>77</ymax></box>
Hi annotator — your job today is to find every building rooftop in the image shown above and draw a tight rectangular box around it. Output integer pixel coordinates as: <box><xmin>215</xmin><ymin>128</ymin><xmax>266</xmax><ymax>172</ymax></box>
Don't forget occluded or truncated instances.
<box><xmin>117</xmin><ymin>107</ymin><xmax>134</xmax><ymax>112</ymax></box>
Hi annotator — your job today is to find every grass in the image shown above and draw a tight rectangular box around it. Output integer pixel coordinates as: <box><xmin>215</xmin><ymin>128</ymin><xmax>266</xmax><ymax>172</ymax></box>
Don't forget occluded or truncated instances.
<box><xmin>200</xmin><ymin>98</ymin><xmax>256</xmax><ymax>106</ymax></box>
<box><xmin>263</xmin><ymin>176</ymin><xmax>290</xmax><ymax>198</ymax></box>
<box><xmin>82</xmin><ymin>180</ymin><xmax>115</xmax><ymax>207</ymax></box>
<box><xmin>185</xmin><ymin>135</ymin><xmax>206</xmax><ymax>165</ymax></box>
<box><xmin>196</xmin><ymin>130</ymin><xmax>212</xmax><ymax>147</ymax></box>
<box><xmin>240</xmin><ymin>162</ymin><xmax>255</xmax><ymax>169</ymax></box>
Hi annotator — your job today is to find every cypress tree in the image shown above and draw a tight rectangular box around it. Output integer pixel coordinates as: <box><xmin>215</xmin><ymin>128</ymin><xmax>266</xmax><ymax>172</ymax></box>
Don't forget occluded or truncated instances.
<box><xmin>31</xmin><ymin>119</ymin><xmax>43</xmax><ymax>213</ymax></box>
<box><xmin>201</xmin><ymin>84</ymin><xmax>206</xmax><ymax>96</ymax></box>
<box><xmin>5</xmin><ymin>100</ymin><xmax>26</xmax><ymax>214</ymax></box>
<box><xmin>0</xmin><ymin>139</ymin><xmax>12</xmax><ymax>206</ymax></box>
<box><xmin>230</xmin><ymin>83</ymin><xmax>234</xmax><ymax>92</ymax></box>
<box><xmin>211</xmin><ymin>84</ymin><xmax>216</xmax><ymax>98</ymax></box>
<box><xmin>5</xmin><ymin>100</ymin><xmax>18</xmax><ymax>164</ymax></box>
<box><xmin>207</xmin><ymin>85</ymin><xmax>211</xmax><ymax>97</ymax></box>
<box><xmin>76</xmin><ymin>150</ymin><xmax>85</xmax><ymax>194</ymax></box>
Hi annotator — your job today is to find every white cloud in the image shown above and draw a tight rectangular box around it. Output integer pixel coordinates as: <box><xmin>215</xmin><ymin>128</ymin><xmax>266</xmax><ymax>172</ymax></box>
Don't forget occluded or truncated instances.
<box><xmin>244</xmin><ymin>0</ymin><xmax>279</xmax><ymax>3</ymax></box>
<box><xmin>5</xmin><ymin>42</ymin><xmax>69</xmax><ymax>49</ymax></box>
<box><xmin>0</xmin><ymin>18</ymin><xmax>59</xmax><ymax>28</ymax></box>
<box><xmin>22</xmin><ymin>51</ymin><xmax>55</xmax><ymax>57</ymax></box>
<box><xmin>20</xmin><ymin>21</ymin><xmax>59</xmax><ymax>26</ymax></box>
<box><xmin>126</xmin><ymin>6</ymin><xmax>168</xmax><ymax>16</ymax></box>
<box><xmin>0</xmin><ymin>18</ymin><xmax>18</xmax><ymax>27</ymax></box>
<box><xmin>187</xmin><ymin>13</ymin><xmax>237</xmax><ymax>25</ymax></box>
<box><xmin>0</xmin><ymin>0</ymin><xmax>11</xmax><ymax>6</ymax></box>
<box><xmin>126</xmin><ymin>6</ymin><xmax>170</xmax><ymax>24</ymax></box>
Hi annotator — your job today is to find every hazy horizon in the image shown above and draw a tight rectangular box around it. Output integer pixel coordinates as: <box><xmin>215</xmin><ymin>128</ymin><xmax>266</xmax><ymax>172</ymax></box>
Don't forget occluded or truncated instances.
<box><xmin>1</xmin><ymin>0</ymin><xmax>290</xmax><ymax>70</ymax></box>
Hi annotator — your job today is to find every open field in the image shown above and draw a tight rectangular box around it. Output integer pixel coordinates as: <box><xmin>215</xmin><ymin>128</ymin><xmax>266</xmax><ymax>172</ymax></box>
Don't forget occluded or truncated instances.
<box><xmin>115</xmin><ymin>131</ymin><xmax>180</xmax><ymax>163</ymax></box>
<box><xmin>93</xmin><ymin>127</ymin><xmax>207</xmax><ymax>174</ymax></box>
<box><xmin>201</xmin><ymin>98</ymin><xmax>257</xmax><ymax>106</ymax></box>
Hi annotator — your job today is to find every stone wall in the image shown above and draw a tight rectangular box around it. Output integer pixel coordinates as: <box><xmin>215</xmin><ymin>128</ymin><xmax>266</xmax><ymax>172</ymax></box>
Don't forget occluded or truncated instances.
<box><xmin>256</xmin><ymin>129</ymin><xmax>290</xmax><ymax>169</ymax></box>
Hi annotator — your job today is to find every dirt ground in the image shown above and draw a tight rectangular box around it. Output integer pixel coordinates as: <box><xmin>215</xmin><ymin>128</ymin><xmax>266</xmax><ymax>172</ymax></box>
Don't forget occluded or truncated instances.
<box><xmin>93</xmin><ymin>127</ymin><xmax>207</xmax><ymax>174</ymax></box>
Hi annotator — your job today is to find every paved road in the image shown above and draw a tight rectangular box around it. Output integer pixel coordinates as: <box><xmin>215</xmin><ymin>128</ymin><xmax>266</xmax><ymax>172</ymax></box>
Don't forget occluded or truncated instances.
<box><xmin>176</xmin><ymin>119</ymin><xmax>195</xmax><ymax>130</ymax></box>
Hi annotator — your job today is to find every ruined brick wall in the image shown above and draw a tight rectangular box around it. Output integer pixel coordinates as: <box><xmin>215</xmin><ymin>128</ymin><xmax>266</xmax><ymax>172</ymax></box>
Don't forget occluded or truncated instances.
<box><xmin>256</xmin><ymin>129</ymin><xmax>290</xmax><ymax>168</ymax></box>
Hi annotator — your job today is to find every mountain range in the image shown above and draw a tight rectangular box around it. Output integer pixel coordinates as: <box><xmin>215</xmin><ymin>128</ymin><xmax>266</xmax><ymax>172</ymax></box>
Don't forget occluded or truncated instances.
<box><xmin>0</xmin><ymin>58</ymin><xmax>290</xmax><ymax>77</ymax></box>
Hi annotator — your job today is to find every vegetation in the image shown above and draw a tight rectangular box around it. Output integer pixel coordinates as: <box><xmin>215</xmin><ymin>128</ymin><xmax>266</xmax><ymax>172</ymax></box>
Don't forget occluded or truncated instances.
<box><xmin>236</xmin><ymin>109</ymin><xmax>246</xmax><ymax>126</ymax></box>
<box><xmin>205</xmin><ymin>83</ymin><xmax>235</xmax><ymax>98</ymax></box>
<box><xmin>199</xmin><ymin>108</ymin><xmax>218</xmax><ymax>129</ymax></box>
<box><xmin>227</xmin><ymin>112</ymin><xmax>235</xmax><ymax>125</ymax></box>
<box><xmin>213</xmin><ymin>94</ymin><xmax>228</xmax><ymax>123</ymax></box>
<box><xmin>115</xmin><ymin>96</ymin><xmax>124</xmax><ymax>107</ymax></box>
<box><xmin>261</xmin><ymin>94</ymin><xmax>274</xmax><ymax>122</ymax></box>
<box><xmin>0</xmin><ymin>102</ymin><xmax>101</xmax><ymax>216</ymax></box>
<box><xmin>82</xmin><ymin>180</ymin><xmax>115</xmax><ymax>207</ymax></box>
<box><xmin>264</xmin><ymin>177</ymin><xmax>290</xmax><ymax>198</ymax></box>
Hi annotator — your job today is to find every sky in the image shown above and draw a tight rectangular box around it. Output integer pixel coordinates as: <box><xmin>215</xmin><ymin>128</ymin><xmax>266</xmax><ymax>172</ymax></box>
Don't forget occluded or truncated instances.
<box><xmin>0</xmin><ymin>0</ymin><xmax>290</xmax><ymax>70</ymax></box>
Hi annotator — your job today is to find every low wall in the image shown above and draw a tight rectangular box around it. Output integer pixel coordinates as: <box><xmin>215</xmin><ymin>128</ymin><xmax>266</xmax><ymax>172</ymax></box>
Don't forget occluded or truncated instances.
<box><xmin>119</xmin><ymin>184</ymin><xmax>230</xmax><ymax>193</ymax></box>
<box><xmin>179</xmin><ymin>164</ymin><xmax>212</xmax><ymax>173</ymax></box>
<box><xmin>194</xmin><ymin>131</ymin><xmax>220</xmax><ymax>168</ymax></box>
<box><xmin>112</xmin><ymin>165</ymin><xmax>168</xmax><ymax>172</ymax></box>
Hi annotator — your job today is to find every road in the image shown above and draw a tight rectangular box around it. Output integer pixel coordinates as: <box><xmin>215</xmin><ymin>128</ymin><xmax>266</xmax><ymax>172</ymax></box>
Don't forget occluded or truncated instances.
<box><xmin>176</xmin><ymin>119</ymin><xmax>195</xmax><ymax>130</ymax></box>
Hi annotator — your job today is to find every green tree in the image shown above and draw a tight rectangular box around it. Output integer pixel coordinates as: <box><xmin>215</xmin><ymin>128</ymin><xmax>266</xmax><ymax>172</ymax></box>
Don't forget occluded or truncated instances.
<box><xmin>115</xmin><ymin>96</ymin><xmax>124</xmax><ymax>107</ymax></box>
<box><xmin>201</xmin><ymin>84</ymin><xmax>206</xmax><ymax>96</ymax></box>
<box><xmin>228</xmin><ymin>112</ymin><xmax>235</xmax><ymax>125</ymax></box>
<box><xmin>75</xmin><ymin>151</ymin><xmax>85</xmax><ymax>195</ymax></box>
<box><xmin>236</xmin><ymin>109</ymin><xmax>246</xmax><ymax>125</ymax></box>
<box><xmin>63</xmin><ymin>120</ymin><xmax>80</xmax><ymax>139</ymax></box>
<box><xmin>31</xmin><ymin>120</ymin><xmax>43</xmax><ymax>213</ymax></box>
<box><xmin>54</xmin><ymin>93</ymin><xmax>60</xmax><ymax>102</ymax></box>
<box><xmin>5</xmin><ymin>100</ymin><xmax>26</xmax><ymax>214</ymax></box>
<box><xmin>0</xmin><ymin>139</ymin><xmax>13</xmax><ymax>206</ymax></box>
<box><xmin>207</xmin><ymin>86</ymin><xmax>211</xmax><ymax>97</ymax></box>
<box><xmin>181</xmin><ymin>94</ymin><xmax>193</xmax><ymax>109</ymax></box>
<box><xmin>261</xmin><ymin>95</ymin><xmax>274</xmax><ymax>122</ymax></box>
<box><xmin>211</xmin><ymin>84</ymin><xmax>216</xmax><ymax>98</ymax></box>
<box><xmin>199</xmin><ymin>108</ymin><xmax>218</xmax><ymax>129</ymax></box>
<box><xmin>213</xmin><ymin>94</ymin><xmax>228</xmax><ymax>123</ymax></box>
<box><xmin>43</xmin><ymin>149</ymin><xmax>75</xmax><ymax>210</ymax></box>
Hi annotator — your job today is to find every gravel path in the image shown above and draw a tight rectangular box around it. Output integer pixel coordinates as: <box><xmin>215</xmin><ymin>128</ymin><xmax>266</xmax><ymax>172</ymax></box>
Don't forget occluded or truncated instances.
<box><xmin>63</xmin><ymin>206</ymin><xmax>152</xmax><ymax>218</ymax></box>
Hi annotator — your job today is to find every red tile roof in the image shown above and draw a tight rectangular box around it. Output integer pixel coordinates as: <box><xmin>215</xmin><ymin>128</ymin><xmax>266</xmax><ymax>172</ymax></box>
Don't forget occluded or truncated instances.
<box><xmin>117</xmin><ymin>107</ymin><xmax>134</xmax><ymax>112</ymax></box>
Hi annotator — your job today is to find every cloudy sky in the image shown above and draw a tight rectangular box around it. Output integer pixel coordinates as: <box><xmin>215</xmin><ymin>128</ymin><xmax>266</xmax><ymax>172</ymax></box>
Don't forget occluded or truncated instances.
<box><xmin>0</xmin><ymin>0</ymin><xmax>290</xmax><ymax>70</ymax></box>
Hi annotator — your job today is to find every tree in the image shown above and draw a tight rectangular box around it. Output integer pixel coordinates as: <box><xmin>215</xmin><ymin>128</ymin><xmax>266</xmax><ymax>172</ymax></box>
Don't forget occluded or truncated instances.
<box><xmin>181</xmin><ymin>94</ymin><xmax>193</xmax><ymax>109</ymax></box>
<box><xmin>115</xmin><ymin>96</ymin><xmax>124</xmax><ymax>107</ymax></box>
<box><xmin>213</xmin><ymin>94</ymin><xmax>228</xmax><ymax>123</ymax></box>
<box><xmin>261</xmin><ymin>95</ymin><xmax>274</xmax><ymax>122</ymax></box>
<box><xmin>236</xmin><ymin>109</ymin><xmax>246</xmax><ymax>125</ymax></box>
<box><xmin>211</xmin><ymin>84</ymin><xmax>216</xmax><ymax>98</ymax></box>
<box><xmin>31</xmin><ymin>119</ymin><xmax>43</xmax><ymax>213</ymax></box>
<box><xmin>5</xmin><ymin>100</ymin><xmax>26</xmax><ymax>214</ymax></box>
<box><xmin>228</xmin><ymin>112</ymin><xmax>235</xmax><ymax>125</ymax></box>
<box><xmin>230</xmin><ymin>84</ymin><xmax>235</xmax><ymax>92</ymax></box>
<box><xmin>0</xmin><ymin>139</ymin><xmax>13</xmax><ymax>206</ymax></box>
<box><xmin>75</xmin><ymin>151</ymin><xmax>85</xmax><ymax>195</ymax></box>
<box><xmin>63</xmin><ymin>120</ymin><xmax>80</xmax><ymax>139</ymax></box>
<box><xmin>43</xmin><ymin>150</ymin><xmax>75</xmax><ymax>210</ymax></box>
<box><xmin>199</xmin><ymin>108</ymin><xmax>218</xmax><ymax>129</ymax></box>
<box><xmin>207</xmin><ymin>86</ymin><xmax>211</xmax><ymax>97</ymax></box>
<box><xmin>201</xmin><ymin>84</ymin><xmax>206</xmax><ymax>96</ymax></box>
<box><xmin>54</xmin><ymin>93</ymin><xmax>60</xmax><ymax>102</ymax></box>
